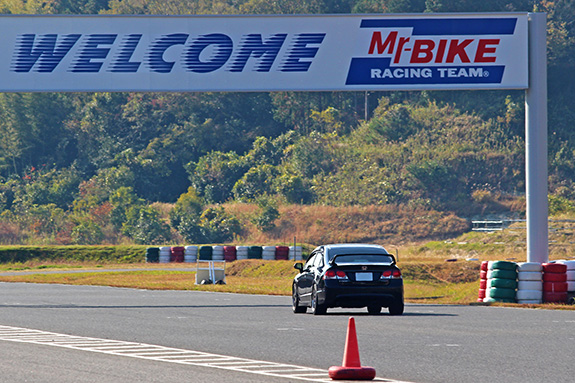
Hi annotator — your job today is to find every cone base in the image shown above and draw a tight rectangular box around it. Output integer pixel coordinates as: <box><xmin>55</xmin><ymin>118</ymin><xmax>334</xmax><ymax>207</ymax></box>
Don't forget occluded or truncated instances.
<box><xmin>328</xmin><ymin>365</ymin><xmax>376</xmax><ymax>380</ymax></box>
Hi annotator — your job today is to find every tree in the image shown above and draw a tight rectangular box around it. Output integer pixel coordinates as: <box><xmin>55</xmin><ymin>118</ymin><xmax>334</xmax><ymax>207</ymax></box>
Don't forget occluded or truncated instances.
<box><xmin>252</xmin><ymin>195</ymin><xmax>280</xmax><ymax>232</ymax></box>
<box><xmin>198</xmin><ymin>206</ymin><xmax>242</xmax><ymax>243</ymax></box>
<box><xmin>122</xmin><ymin>205</ymin><xmax>171</xmax><ymax>245</ymax></box>
<box><xmin>187</xmin><ymin>151</ymin><xmax>247</xmax><ymax>203</ymax></box>
<box><xmin>232</xmin><ymin>164</ymin><xmax>279</xmax><ymax>202</ymax></box>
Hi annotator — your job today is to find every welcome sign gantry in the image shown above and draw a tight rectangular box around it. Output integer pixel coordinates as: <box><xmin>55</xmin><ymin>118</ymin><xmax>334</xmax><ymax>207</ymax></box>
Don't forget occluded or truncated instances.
<box><xmin>0</xmin><ymin>13</ymin><xmax>547</xmax><ymax>262</ymax></box>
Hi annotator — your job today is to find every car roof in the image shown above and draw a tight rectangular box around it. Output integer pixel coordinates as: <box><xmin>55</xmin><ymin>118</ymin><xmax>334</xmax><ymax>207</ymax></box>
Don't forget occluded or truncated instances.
<box><xmin>320</xmin><ymin>244</ymin><xmax>389</xmax><ymax>258</ymax></box>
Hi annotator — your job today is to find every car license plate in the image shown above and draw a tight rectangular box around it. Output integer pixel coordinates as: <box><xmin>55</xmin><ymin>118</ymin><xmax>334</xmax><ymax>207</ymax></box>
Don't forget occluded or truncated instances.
<box><xmin>355</xmin><ymin>272</ymin><xmax>372</xmax><ymax>281</ymax></box>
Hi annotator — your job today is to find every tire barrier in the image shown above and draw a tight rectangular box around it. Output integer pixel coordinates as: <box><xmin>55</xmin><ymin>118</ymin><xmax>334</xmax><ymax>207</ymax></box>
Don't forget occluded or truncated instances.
<box><xmin>199</xmin><ymin>245</ymin><xmax>213</xmax><ymax>261</ymax></box>
<box><xmin>159</xmin><ymin>246</ymin><xmax>171</xmax><ymax>263</ymax></box>
<box><xmin>223</xmin><ymin>246</ymin><xmax>237</xmax><ymax>262</ymax></box>
<box><xmin>248</xmin><ymin>246</ymin><xmax>263</xmax><ymax>259</ymax></box>
<box><xmin>146</xmin><ymin>247</ymin><xmax>159</xmax><ymax>263</ymax></box>
<box><xmin>146</xmin><ymin>244</ymin><xmax>305</xmax><ymax>263</ymax></box>
<box><xmin>262</xmin><ymin>246</ymin><xmax>276</xmax><ymax>260</ymax></box>
<box><xmin>212</xmin><ymin>245</ymin><xmax>225</xmax><ymax>261</ymax></box>
<box><xmin>542</xmin><ymin>263</ymin><xmax>568</xmax><ymax>303</ymax></box>
<box><xmin>478</xmin><ymin>261</ymin><xmax>488</xmax><ymax>302</ymax></box>
<box><xmin>184</xmin><ymin>246</ymin><xmax>198</xmax><ymax>263</ymax></box>
<box><xmin>275</xmin><ymin>246</ymin><xmax>290</xmax><ymax>260</ymax></box>
<box><xmin>170</xmin><ymin>246</ymin><xmax>185</xmax><ymax>263</ymax></box>
<box><xmin>484</xmin><ymin>261</ymin><xmax>517</xmax><ymax>303</ymax></box>
<box><xmin>290</xmin><ymin>246</ymin><xmax>303</xmax><ymax>261</ymax></box>
<box><xmin>517</xmin><ymin>262</ymin><xmax>542</xmax><ymax>304</ymax></box>
<box><xmin>557</xmin><ymin>260</ymin><xmax>575</xmax><ymax>293</ymax></box>
<box><xmin>236</xmin><ymin>246</ymin><xmax>248</xmax><ymax>260</ymax></box>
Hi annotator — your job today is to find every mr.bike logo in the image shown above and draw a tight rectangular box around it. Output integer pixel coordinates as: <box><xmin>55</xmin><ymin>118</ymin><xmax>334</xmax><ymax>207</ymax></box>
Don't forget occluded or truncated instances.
<box><xmin>346</xmin><ymin>18</ymin><xmax>518</xmax><ymax>86</ymax></box>
<box><xmin>10</xmin><ymin>32</ymin><xmax>325</xmax><ymax>74</ymax></box>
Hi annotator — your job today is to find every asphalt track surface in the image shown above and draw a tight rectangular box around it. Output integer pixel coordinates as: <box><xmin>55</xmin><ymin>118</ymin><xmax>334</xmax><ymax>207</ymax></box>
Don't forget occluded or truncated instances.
<box><xmin>0</xmin><ymin>282</ymin><xmax>573</xmax><ymax>383</ymax></box>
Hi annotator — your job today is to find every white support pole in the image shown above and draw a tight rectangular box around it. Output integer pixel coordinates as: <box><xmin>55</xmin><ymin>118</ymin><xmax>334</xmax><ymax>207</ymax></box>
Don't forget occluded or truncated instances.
<box><xmin>525</xmin><ymin>13</ymin><xmax>548</xmax><ymax>264</ymax></box>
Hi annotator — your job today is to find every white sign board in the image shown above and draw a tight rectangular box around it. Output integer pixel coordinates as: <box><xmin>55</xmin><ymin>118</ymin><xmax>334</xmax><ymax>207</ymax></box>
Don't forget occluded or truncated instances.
<box><xmin>0</xmin><ymin>14</ymin><xmax>528</xmax><ymax>92</ymax></box>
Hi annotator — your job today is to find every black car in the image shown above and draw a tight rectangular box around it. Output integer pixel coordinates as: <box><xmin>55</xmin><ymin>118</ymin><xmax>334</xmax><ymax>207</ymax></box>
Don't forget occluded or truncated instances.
<box><xmin>292</xmin><ymin>244</ymin><xmax>404</xmax><ymax>315</ymax></box>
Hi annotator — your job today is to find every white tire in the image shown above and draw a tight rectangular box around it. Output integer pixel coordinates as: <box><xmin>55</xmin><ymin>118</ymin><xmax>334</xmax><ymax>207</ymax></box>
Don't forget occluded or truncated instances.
<box><xmin>236</xmin><ymin>246</ymin><xmax>248</xmax><ymax>260</ymax></box>
<box><xmin>568</xmin><ymin>281</ymin><xmax>575</xmax><ymax>292</ymax></box>
<box><xmin>518</xmin><ymin>280</ymin><xmax>542</xmax><ymax>291</ymax></box>
<box><xmin>516</xmin><ymin>290</ymin><xmax>543</xmax><ymax>300</ymax></box>
<box><xmin>184</xmin><ymin>246</ymin><xmax>198</xmax><ymax>254</ymax></box>
<box><xmin>556</xmin><ymin>260</ymin><xmax>575</xmax><ymax>270</ymax></box>
<box><xmin>184</xmin><ymin>255</ymin><xmax>197</xmax><ymax>263</ymax></box>
<box><xmin>263</xmin><ymin>246</ymin><xmax>276</xmax><ymax>252</ymax></box>
<box><xmin>487</xmin><ymin>261</ymin><xmax>495</xmax><ymax>270</ymax></box>
<box><xmin>518</xmin><ymin>271</ymin><xmax>542</xmax><ymax>281</ymax></box>
<box><xmin>517</xmin><ymin>262</ymin><xmax>542</xmax><ymax>272</ymax></box>
<box><xmin>567</xmin><ymin>270</ymin><xmax>575</xmax><ymax>280</ymax></box>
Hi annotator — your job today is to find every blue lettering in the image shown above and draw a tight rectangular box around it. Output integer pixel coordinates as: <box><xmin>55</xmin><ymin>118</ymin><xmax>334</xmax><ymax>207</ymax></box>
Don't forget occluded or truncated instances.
<box><xmin>109</xmin><ymin>34</ymin><xmax>142</xmax><ymax>73</ymax></box>
<box><xmin>228</xmin><ymin>34</ymin><xmax>287</xmax><ymax>72</ymax></box>
<box><xmin>184</xmin><ymin>34</ymin><xmax>233</xmax><ymax>73</ymax></box>
<box><xmin>145</xmin><ymin>34</ymin><xmax>189</xmax><ymax>73</ymax></box>
<box><xmin>280</xmin><ymin>33</ymin><xmax>325</xmax><ymax>72</ymax></box>
<box><xmin>70</xmin><ymin>34</ymin><xmax>116</xmax><ymax>73</ymax></box>
<box><xmin>11</xmin><ymin>34</ymin><xmax>80</xmax><ymax>73</ymax></box>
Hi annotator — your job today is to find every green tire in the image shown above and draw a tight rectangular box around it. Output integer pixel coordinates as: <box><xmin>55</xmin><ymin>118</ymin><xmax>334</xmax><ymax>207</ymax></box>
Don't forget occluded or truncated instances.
<box><xmin>489</xmin><ymin>287</ymin><xmax>516</xmax><ymax>300</ymax></box>
<box><xmin>491</xmin><ymin>261</ymin><xmax>517</xmax><ymax>271</ymax></box>
<box><xmin>490</xmin><ymin>269</ymin><xmax>517</xmax><ymax>280</ymax></box>
<box><xmin>488</xmin><ymin>278</ymin><xmax>518</xmax><ymax>289</ymax></box>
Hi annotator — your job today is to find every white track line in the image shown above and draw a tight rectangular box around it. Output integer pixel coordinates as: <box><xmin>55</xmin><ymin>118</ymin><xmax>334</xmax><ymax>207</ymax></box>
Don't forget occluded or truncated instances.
<box><xmin>0</xmin><ymin>325</ymin><xmax>414</xmax><ymax>382</ymax></box>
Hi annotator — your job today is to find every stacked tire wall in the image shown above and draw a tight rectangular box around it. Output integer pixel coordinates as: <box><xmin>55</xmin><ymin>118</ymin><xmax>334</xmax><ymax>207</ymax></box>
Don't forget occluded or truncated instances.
<box><xmin>542</xmin><ymin>263</ymin><xmax>568</xmax><ymax>303</ymax></box>
<box><xmin>485</xmin><ymin>261</ymin><xmax>517</xmax><ymax>303</ymax></box>
<box><xmin>184</xmin><ymin>246</ymin><xmax>197</xmax><ymax>263</ymax></box>
<box><xmin>146</xmin><ymin>244</ymin><xmax>305</xmax><ymax>263</ymax></box>
<box><xmin>558</xmin><ymin>260</ymin><xmax>575</xmax><ymax>297</ymax></box>
<box><xmin>478</xmin><ymin>261</ymin><xmax>488</xmax><ymax>302</ymax></box>
<box><xmin>516</xmin><ymin>262</ymin><xmax>543</xmax><ymax>304</ymax></box>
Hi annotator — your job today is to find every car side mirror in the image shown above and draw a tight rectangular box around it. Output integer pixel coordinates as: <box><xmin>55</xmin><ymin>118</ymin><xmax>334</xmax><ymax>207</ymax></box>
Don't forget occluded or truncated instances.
<box><xmin>294</xmin><ymin>263</ymin><xmax>303</xmax><ymax>272</ymax></box>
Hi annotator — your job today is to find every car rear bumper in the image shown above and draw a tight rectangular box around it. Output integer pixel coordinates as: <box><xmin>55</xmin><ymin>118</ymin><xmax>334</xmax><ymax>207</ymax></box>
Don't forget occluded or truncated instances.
<box><xmin>321</xmin><ymin>281</ymin><xmax>403</xmax><ymax>308</ymax></box>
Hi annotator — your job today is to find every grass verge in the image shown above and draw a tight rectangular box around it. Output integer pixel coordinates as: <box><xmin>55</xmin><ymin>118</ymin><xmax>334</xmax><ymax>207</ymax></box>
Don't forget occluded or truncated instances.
<box><xmin>0</xmin><ymin>260</ymin><xmax>572</xmax><ymax>310</ymax></box>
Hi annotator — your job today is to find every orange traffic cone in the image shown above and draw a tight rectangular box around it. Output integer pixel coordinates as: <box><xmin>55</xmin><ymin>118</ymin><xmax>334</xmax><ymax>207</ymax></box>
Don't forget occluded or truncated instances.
<box><xmin>328</xmin><ymin>317</ymin><xmax>376</xmax><ymax>380</ymax></box>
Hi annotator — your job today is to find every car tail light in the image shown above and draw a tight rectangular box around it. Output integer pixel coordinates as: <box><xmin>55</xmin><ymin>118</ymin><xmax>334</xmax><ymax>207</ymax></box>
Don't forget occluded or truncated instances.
<box><xmin>325</xmin><ymin>270</ymin><xmax>337</xmax><ymax>279</ymax></box>
<box><xmin>392</xmin><ymin>269</ymin><xmax>402</xmax><ymax>279</ymax></box>
<box><xmin>381</xmin><ymin>270</ymin><xmax>392</xmax><ymax>279</ymax></box>
<box><xmin>324</xmin><ymin>269</ymin><xmax>348</xmax><ymax>280</ymax></box>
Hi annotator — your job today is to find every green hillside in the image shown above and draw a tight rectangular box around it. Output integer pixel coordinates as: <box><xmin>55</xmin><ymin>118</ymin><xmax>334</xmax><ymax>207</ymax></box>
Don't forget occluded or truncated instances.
<box><xmin>1</xmin><ymin>0</ymin><xmax>575</xmax><ymax>247</ymax></box>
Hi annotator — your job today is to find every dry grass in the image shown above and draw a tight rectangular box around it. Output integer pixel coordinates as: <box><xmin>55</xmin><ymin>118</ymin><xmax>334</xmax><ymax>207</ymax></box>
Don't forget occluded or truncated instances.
<box><xmin>225</xmin><ymin>203</ymin><xmax>469</xmax><ymax>247</ymax></box>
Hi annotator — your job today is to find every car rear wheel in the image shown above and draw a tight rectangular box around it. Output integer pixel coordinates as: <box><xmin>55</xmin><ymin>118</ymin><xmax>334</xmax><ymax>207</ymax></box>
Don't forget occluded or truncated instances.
<box><xmin>367</xmin><ymin>305</ymin><xmax>381</xmax><ymax>315</ymax></box>
<box><xmin>388</xmin><ymin>301</ymin><xmax>404</xmax><ymax>315</ymax></box>
<box><xmin>292</xmin><ymin>284</ymin><xmax>307</xmax><ymax>314</ymax></box>
<box><xmin>311</xmin><ymin>286</ymin><xmax>327</xmax><ymax>315</ymax></box>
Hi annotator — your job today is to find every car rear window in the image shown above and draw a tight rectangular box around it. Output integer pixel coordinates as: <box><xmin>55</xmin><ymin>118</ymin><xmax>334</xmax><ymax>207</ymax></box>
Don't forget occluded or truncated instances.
<box><xmin>332</xmin><ymin>254</ymin><xmax>394</xmax><ymax>265</ymax></box>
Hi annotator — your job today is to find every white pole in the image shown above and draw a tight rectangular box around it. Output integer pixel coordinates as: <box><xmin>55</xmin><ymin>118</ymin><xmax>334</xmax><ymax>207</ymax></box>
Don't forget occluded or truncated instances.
<box><xmin>525</xmin><ymin>13</ymin><xmax>548</xmax><ymax>264</ymax></box>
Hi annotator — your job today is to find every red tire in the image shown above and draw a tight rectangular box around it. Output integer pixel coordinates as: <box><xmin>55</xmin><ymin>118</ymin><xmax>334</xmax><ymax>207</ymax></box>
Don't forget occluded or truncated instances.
<box><xmin>275</xmin><ymin>246</ymin><xmax>290</xmax><ymax>260</ymax></box>
<box><xmin>223</xmin><ymin>246</ymin><xmax>237</xmax><ymax>262</ymax></box>
<box><xmin>542</xmin><ymin>263</ymin><xmax>567</xmax><ymax>273</ymax></box>
<box><xmin>543</xmin><ymin>272</ymin><xmax>567</xmax><ymax>282</ymax></box>
<box><xmin>478</xmin><ymin>289</ymin><xmax>486</xmax><ymax>299</ymax></box>
<box><xmin>480</xmin><ymin>270</ymin><xmax>488</xmax><ymax>280</ymax></box>
<box><xmin>543</xmin><ymin>282</ymin><xmax>568</xmax><ymax>293</ymax></box>
<box><xmin>481</xmin><ymin>261</ymin><xmax>489</xmax><ymax>271</ymax></box>
<box><xmin>543</xmin><ymin>291</ymin><xmax>568</xmax><ymax>303</ymax></box>
<box><xmin>480</xmin><ymin>279</ymin><xmax>487</xmax><ymax>289</ymax></box>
